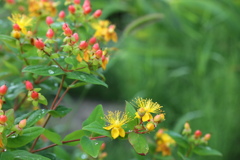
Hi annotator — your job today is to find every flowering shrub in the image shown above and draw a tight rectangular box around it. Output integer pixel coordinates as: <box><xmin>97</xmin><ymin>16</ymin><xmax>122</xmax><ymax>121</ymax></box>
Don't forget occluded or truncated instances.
<box><xmin>0</xmin><ymin>0</ymin><xmax>222</xmax><ymax>159</ymax></box>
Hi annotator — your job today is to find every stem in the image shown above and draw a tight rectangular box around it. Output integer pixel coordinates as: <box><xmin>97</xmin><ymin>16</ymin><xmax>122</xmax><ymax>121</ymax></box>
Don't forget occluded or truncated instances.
<box><xmin>18</xmin><ymin>39</ymin><xmax>29</xmax><ymax>66</ymax></box>
<box><xmin>186</xmin><ymin>145</ymin><xmax>193</xmax><ymax>157</ymax></box>
<box><xmin>50</xmin><ymin>75</ymin><xmax>65</xmax><ymax>109</ymax></box>
<box><xmin>43</xmin><ymin>50</ymin><xmax>66</xmax><ymax>71</ymax></box>
<box><xmin>13</xmin><ymin>94</ymin><xmax>28</xmax><ymax>111</ymax></box>
<box><xmin>6</xmin><ymin>131</ymin><xmax>16</xmax><ymax>138</ymax></box>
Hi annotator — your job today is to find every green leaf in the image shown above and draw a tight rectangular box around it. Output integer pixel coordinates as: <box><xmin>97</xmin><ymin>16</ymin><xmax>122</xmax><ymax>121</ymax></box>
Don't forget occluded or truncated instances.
<box><xmin>49</xmin><ymin>106</ymin><xmax>72</xmax><ymax>118</ymax></box>
<box><xmin>0</xmin><ymin>34</ymin><xmax>17</xmax><ymax>49</ymax></box>
<box><xmin>82</xmin><ymin>121</ymin><xmax>111</xmax><ymax>137</ymax></box>
<box><xmin>2</xmin><ymin>60</ymin><xmax>20</xmax><ymax>75</ymax></box>
<box><xmin>193</xmin><ymin>146</ymin><xmax>222</xmax><ymax>156</ymax></box>
<box><xmin>38</xmin><ymin>94</ymin><xmax>48</xmax><ymax>105</ymax></box>
<box><xmin>22</xmin><ymin>65</ymin><xmax>65</xmax><ymax>76</ymax></box>
<box><xmin>66</xmin><ymin>71</ymin><xmax>108</xmax><ymax>87</ymax></box>
<box><xmin>128</xmin><ymin>132</ymin><xmax>149</xmax><ymax>155</ymax></box>
<box><xmin>62</xmin><ymin>130</ymin><xmax>90</xmax><ymax>146</ymax></box>
<box><xmin>43</xmin><ymin>129</ymin><xmax>62</xmax><ymax>145</ymax></box>
<box><xmin>7</xmin><ymin>127</ymin><xmax>45</xmax><ymax>148</ymax></box>
<box><xmin>82</xmin><ymin>105</ymin><xmax>105</xmax><ymax>127</ymax></box>
<box><xmin>5</xmin><ymin>109</ymin><xmax>15</xmax><ymax>129</ymax></box>
<box><xmin>26</xmin><ymin>109</ymin><xmax>49</xmax><ymax>127</ymax></box>
<box><xmin>1</xmin><ymin>150</ymin><xmax>50</xmax><ymax>160</ymax></box>
<box><xmin>164</xmin><ymin>130</ymin><xmax>189</xmax><ymax>148</ymax></box>
<box><xmin>125</xmin><ymin>102</ymin><xmax>138</xmax><ymax>130</ymax></box>
<box><xmin>80</xmin><ymin>136</ymin><xmax>103</xmax><ymax>158</ymax></box>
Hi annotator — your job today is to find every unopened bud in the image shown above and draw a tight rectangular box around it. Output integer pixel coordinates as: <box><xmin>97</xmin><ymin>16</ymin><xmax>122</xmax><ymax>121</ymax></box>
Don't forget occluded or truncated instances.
<box><xmin>95</xmin><ymin>49</ymin><xmax>102</xmax><ymax>58</ymax></box>
<box><xmin>25</xmin><ymin>81</ymin><xmax>33</xmax><ymax>91</ymax></box>
<box><xmin>11</xmin><ymin>30</ymin><xmax>21</xmax><ymax>39</ymax></box>
<box><xmin>194</xmin><ymin>130</ymin><xmax>202</xmax><ymax>138</ymax></box>
<box><xmin>72</xmin><ymin>33</ymin><xmax>79</xmax><ymax>44</ymax></box>
<box><xmin>46</xmin><ymin>16</ymin><xmax>54</xmax><ymax>26</ymax></box>
<box><xmin>203</xmin><ymin>133</ymin><xmax>211</xmax><ymax>141</ymax></box>
<box><xmin>64</xmin><ymin>27</ymin><xmax>73</xmax><ymax>37</ymax></box>
<box><xmin>89</xmin><ymin>37</ymin><xmax>97</xmax><ymax>45</ymax></box>
<box><xmin>62</xmin><ymin>23</ymin><xmax>69</xmax><ymax>31</ymax></box>
<box><xmin>13</xmin><ymin>23</ymin><xmax>21</xmax><ymax>31</ymax></box>
<box><xmin>0</xmin><ymin>115</ymin><xmax>8</xmax><ymax>125</ymax></box>
<box><xmin>74</xmin><ymin>0</ymin><xmax>80</xmax><ymax>4</ymax></box>
<box><xmin>59</xmin><ymin>11</ymin><xmax>65</xmax><ymax>19</ymax></box>
<box><xmin>137</xmin><ymin>108</ymin><xmax>146</xmax><ymax>117</ymax></box>
<box><xmin>18</xmin><ymin>119</ymin><xmax>27</xmax><ymax>129</ymax></box>
<box><xmin>154</xmin><ymin>113</ymin><xmax>165</xmax><ymax>123</ymax></box>
<box><xmin>68</xmin><ymin>5</ymin><xmax>76</xmax><ymax>14</ymax></box>
<box><xmin>100</xmin><ymin>143</ymin><xmax>106</xmax><ymax>150</ymax></box>
<box><xmin>83</xmin><ymin>6</ymin><xmax>92</xmax><ymax>14</ymax></box>
<box><xmin>0</xmin><ymin>84</ymin><xmax>8</xmax><ymax>96</ymax></box>
<box><xmin>92</xmin><ymin>43</ymin><xmax>100</xmax><ymax>51</ymax></box>
<box><xmin>93</xmin><ymin>9</ymin><xmax>102</xmax><ymax>18</ymax></box>
<box><xmin>31</xmin><ymin>91</ymin><xmax>39</xmax><ymax>100</ymax></box>
<box><xmin>83</xmin><ymin>0</ymin><xmax>90</xmax><ymax>8</ymax></box>
<box><xmin>79</xmin><ymin>41</ymin><xmax>88</xmax><ymax>50</ymax></box>
<box><xmin>184</xmin><ymin>122</ymin><xmax>190</xmax><ymax>130</ymax></box>
<box><xmin>156</xmin><ymin>129</ymin><xmax>164</xmax><ymax>138</ymax></box>
<box><xmin>146</xmin><ymin>122</ymin><xmax>155</xmax><ymax>131</ymax></box>
<box><xmin>46</xmin><ymin>28</ymin><xmax>54</xmax><ymax>39</ymax></box>
<box><xmin>34</xmin><ymin>39</ymin><xmax>45</xmax><ymax>50</ymax></box>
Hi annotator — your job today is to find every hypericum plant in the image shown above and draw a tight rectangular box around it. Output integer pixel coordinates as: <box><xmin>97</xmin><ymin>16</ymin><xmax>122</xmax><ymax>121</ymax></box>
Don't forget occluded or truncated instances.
<box><xmin>0</xmin><ymin>0</ymin><xmax>222</xmax><ymax>159</ymax></box>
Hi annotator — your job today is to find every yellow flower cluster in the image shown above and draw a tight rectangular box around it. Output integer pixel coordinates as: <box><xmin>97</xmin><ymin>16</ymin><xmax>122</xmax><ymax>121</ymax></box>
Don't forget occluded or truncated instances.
<box><xmin>28</xmin><ymin>0</ymin><xmax>58</xmax><ymax>17</ymax></box>
<box><xmin>155</xmin><ymin>129</ymin><xmax>175</xmax><ymax>156</ymax></box>
<box><xmin>103</xmin><ymin>111</ymin><xmax>130</xmax><ymax>139</ymax></box>
<box><xmin>8</xmin><ymin>14</ymin><xmax>33</xmax><ymax>35</ymax></box>
<box><xmin>92</xmin><ymin>20</ymin><xmax>118</xmax><ymax>42</ymax></box>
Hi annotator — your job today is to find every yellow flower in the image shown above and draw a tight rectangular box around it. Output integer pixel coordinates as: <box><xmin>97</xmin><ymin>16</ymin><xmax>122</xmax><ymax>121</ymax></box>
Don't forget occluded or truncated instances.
<box><xmin>8</xmin><ymin>14</ymin><xmax>33</xmax><ymax>35</ymax></box>
<box><xmin>133</xmin><ymin>98</ymin><xmax>162</xmax><ymax>122</ymax></box>
<box><xmin>155</xmin><ymin>129</ymin><xmax>175</xmax><ymax>156</ymax></box>
<box><xmin>28</xmin><ymin>0</ymin><xmax>58</xmax><ymax>17</ymax></box>
<box><xmin>103</xmin><ymin>111</ymin><xmax>130</xmax><ymax>139</ymax></box>
<box><xmin>92</xmin><ymin>20</ymin><xmax>118</xmax><ymax>42</ymax></box>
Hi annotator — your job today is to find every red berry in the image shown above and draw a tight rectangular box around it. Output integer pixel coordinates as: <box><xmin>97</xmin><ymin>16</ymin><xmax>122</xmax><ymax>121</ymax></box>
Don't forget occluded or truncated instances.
<box><xmin>95</xmin><ymin>49</ymin><xmax>102</xmax><ymax>58</ymax></box>
<box><xmin>13</xmin><ymin>23</ymin><xmax>21</xmax><ymax>31</ymax></box>
<box><xmin>72</xmin><ymin>33</ymin><xmax>79</xmax><ymax>44</ymax></box>
<box><xmin>31</xmin><ymin>91</ymin><xmax>39</xmax><ymax>100</ymax></box>
<box><xmin>194</xmin><ymin>130</ymin><xmax>202</xmax><ymax>138</ymax></box>
<box><xmin>34</xmin><ymin>39</ymin><xmax>45</xmax><ymax>50</ymax></box>
<box><xmin>18</xmin><ymin>119</ymin><xmax>27</xmax><ymax>129</ymax></box>
<box><xmin>0</xmin><ymin>84</ymin><xmax>8</xmax><ymax>96</ymax></box>
<box><xmin>79</xmin><ymin>41</ymin><xmax>88</xmax><ymax>49</ymax></box>
<box><xmin>46</xmin><ymin>16</ymin><xmax>54</xmax><ymax>26</ymax></box>
<box><xmin>83</xmin><ymin>0</ymin><xmax>90</xmax><ymax>8</ymax></box>
<box><xmin>25</xmin><ymin>81</ymin><xmax>33</xmax><ymax>91</ymax></box>
<box><xmin>0</xmin><ymin>115</ymin><xmax>8</xmax><ymax>124</ymax></box>
<box><xmin>83</xmin><ymin>6</ymin><xmax>92</xmax><ymax>14</ymax></box>
<box><xmin>64</xmin><ymin>27</ymin><xmax>73</xmax><ymax>37</ymax></box>
<box><xmin>68</xmin><ymin>5</ymin><xmax>76</xmax><ymax>14</ymax></box>
<box><xmin>74</xmin><ymin>0</ymin><xmax>80</xmax><ymax>4</ymax></box>
<box><xmin>93</xmin><ymin>9</ymin><xmax>102</xmax><ymax>18</ymax></box>
<box><xmin>92</xmin><ymin>43</ymin><xmax>100</xmax><ymax>51</ymax></box>
<box><xmin>89</xmin><ymin>37</ymin><xmax>96</xmax><ymax>45</ymax></box>
<box><xmin>62</xmin><ymin>23</ymin><xmax>69</xmax><ymax>31</ymax></box>
<box><xmin>46</xmin><ymin>28</ymin><xmax>54</xmax><ymax>39</ymax></box>
<box><xmin>58</xmin><ymin>11</ymin><xmax>65</xmax><ymax>19</ymax></box>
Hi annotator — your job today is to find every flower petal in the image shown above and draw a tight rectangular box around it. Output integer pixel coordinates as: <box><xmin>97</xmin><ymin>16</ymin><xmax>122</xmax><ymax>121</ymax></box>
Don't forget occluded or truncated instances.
<box><xmin>119</xmin><ymin>127</ymin><xmax>125</xmax><ymax>138</ymax></box>
<box><xmin>111</xmin><ymin>127</ymin><xmax>119</xmax><ymax>139</ymax></box>
<box><xmin>142</xmin><ymin>113</ymin><xmax>150</xmax><ymax>122</ymax></box>
<box><xmin>103</xmin><ymin>124</ymin><xmax>114</xmax><ymax>130</ymax></box>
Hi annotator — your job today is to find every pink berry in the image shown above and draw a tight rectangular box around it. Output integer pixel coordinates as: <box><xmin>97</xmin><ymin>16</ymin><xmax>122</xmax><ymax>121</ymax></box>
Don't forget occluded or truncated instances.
<box><xmin>34</xmin><ymin>39</ymin><xmax>45</xmax><ymax>50</ymax></box>
<box><xmin>79</xmin><ymin>41</ymin><xmax>88</xmax><ymax>49</ymax></box>
<box><xmin>83</xmin><ymin>6</ymin><xmax>92</xmax><ymax>14</ymax></box>
<box><xmin>46</xmin><ymin>28</ymin><xmax>54</xmax><ymax>39</ymax></box>
<box><xmin>83</xmin><ymin>0</ymin><xmax>90</xmax><ymax>8</ymax></box>
<box><xmin>89</xmin><ymin>37</ymin><xmax>96</xmax><ymax>45</ymax></box>
<box><xmin>194</xmin><ymin>130</ymin><xmax>202</xmax><ymax>138</ymax></box>
<box><xmin>64</xmin><ymin>27</ymin><xmax>73</xmax><ymax>37</ymax></box>
<box><xmin>46</xmin><ymin>16</ymin><xmax>54</xmax><ymax>26</ymax></box>
<box><xmin>68</xmin><ymin>5</ymin><xmax>76</xmax><ymax>14</ymax></box>
<box><xmin>13</xmin><ymin>24</ymin><xmax>21</xmax><ymax>31</ymax></box>
<box><xmin>95</xmin><ymin>49</ymin><xmax>102</xmax><ymax>58</ymax></box>
<box><xmin>31</xmin><ymin>91</ymin><xmax>39</xmax><ymax>100</ymax></box>
<box><xmin>92</xmin><ymin>43</ymin><xmax>100</xmax><ymax>51</ymax></box>
<box><xmin>74</xmin><ymin>0</ymin><xmax>80</xmax><ymax>4</ymax></box>
<box><xmin>58</xmin><ymin>11</ymin><xmax>65</xmax><ymax>19</ymax></box>
<box><xmin>62</xmin><ymin>23</ymin><xmax>69</xmax><ymax>31</ymax></box>
<box><xmin>19</xmin><ymin>119</ymin><xmax>27</xmax><ymax>129</ymax></box>
<box><xmin>25</xmin><ymin>81</ymin><xmax>33</xmax><ymax>91</ymax></box>
<box><xmin>72</xmin><ymin>33</ymin><xmax>79</xmax><ymax>44</ymax></box>
<box><xmin>0</xmin><ymin>115</ymin><xmax>8</xmax><ymax>125</ymax></box>
<box><xmin>93</xmin><ymin>9</ymin><xmax>102</xmax><ymax>18</ymax></box>
<box><xmin>0</xmin><ymin>85</ymin><xmax>8</xmax><ymax>96</ymax></box>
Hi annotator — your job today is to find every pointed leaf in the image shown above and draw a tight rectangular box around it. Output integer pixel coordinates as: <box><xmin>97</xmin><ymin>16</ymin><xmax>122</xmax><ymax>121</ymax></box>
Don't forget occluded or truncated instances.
<box><xmin>82</xmin><ymin>121</ymin><xmax>111</xmax><ymax>137</ymax></box>
<box><xmin>0</xmin><ymin>150</ymin><xmax>50</xmax><ymax>160</ymax></box>
<box><xmin>49</xmin><ymin>106</ymin><xmax>72</xmax><ymax>118</ymax></box>
<box><xmin>63</xmin><ymin>130</ymin><xmax>90</xmax><ymax>146</ymax></box>
<box><xmin>43</xmin><ymin>129</ymin><xmax>62</xmax><ymax>145</ymax></box>
<box><xmin>193</xmin><ymin>146</ymin><xmax>222</xmax><ymax>156</ymax></box>
<box><xmin>125</xmin><ymin>102</ymin><xmax>138</xmax><ymax>130</ymax></box>
<box><xmin>22</xmin><ymin>65</ymin><xmax>65</xmax><ymax>76</ymax></box>
<box><xmin>5</xmin><ymin>109</ymin><xmax>15</xmax><ymax>129</ymax></box>
<box><xmin>26</xmin><ymin>109</ymin><xmax>49</xmax><ymax>127</ymax></box>
<box><xmin>82</xmin><ymin>105</ymin><xmax>105</xmax><ymax>127</ymax></box>
<box><xmin>128</xmin><ymin>132</ymin><xmax>149</xmax><ymax>155</ymax></box>
<box><xmin>164</xmin><ymin>130</ymin><xmax>189</xmax><ymax>148</ymax></box>
<box><xmin>80</xmin><ymin>136</ymin><xmax>103</xmax><ymax>158</ymax></box>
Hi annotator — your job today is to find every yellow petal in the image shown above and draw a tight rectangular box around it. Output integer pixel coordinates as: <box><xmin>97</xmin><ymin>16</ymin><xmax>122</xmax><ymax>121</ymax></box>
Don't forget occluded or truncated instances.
<box><xmin>142</xmin><ymin>113</ymin><xmax>150</xmax><ymax>122</ymax></box>
<box><xmin>111</xmin><ymin>127</ymin><xmax>119</xmax><ymax>139</ymax></box>
<box><xmin>119</xmin><ymin>127</ymin><xmax>125</xmax><ymax>138</ymax></box>
<box><xmin>135</xmin><ymin>112</ymin><xmax>140</xmax><ymax>118</ymax></box>
<box><xmin>103</xmin><ymin>124</ymin><xmax>114</xmax><ymax>130</ymax></box>
<box><xmin>77</xmin><ymin>54</ymin><xmax>82</xmax><ymax>62</ymax></box>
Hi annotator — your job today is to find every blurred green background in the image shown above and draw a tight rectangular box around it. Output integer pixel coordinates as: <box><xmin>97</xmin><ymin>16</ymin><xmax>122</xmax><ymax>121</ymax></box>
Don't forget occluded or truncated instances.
<box><xmin>1</xmin><ymin>0</ymin><xmax>240</xmax><ymax>159</ymax></box>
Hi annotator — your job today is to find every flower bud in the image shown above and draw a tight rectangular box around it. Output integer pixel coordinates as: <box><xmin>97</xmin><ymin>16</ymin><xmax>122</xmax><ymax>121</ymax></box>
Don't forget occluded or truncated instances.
<box><xmin>146</xmin><ymin>122</ymin><xmax>155</xmax><ymax>131</ymax></box>
<box><xmin>79</xmin><ymin>41</ymin><xmax>88</xmax><ymax>50</ymax></box>
<box><xmin>0</xmin><ymin>115</ymin><xmax>8</xmax><ymax>125</ymax></box>
<box><xmin>93</xmin><ymin>9</ymin><xmax>102</xmax><ymax>18</ymax></box>
<box><xmin>46</xmin><ymin>16</ymin><xmax>54</xmax><ymax>26</ymax></box>
<box><xmin>18</xmin><ymin>119</ymin><xmax>27</xmax><ymax>129</ymax></box>
<box><xmin>156</xmin><ymin>129</ymin><xmax>164</xmax><ymax>138</ymax></box>
<box><xmin>31</xmin><ymin>91</ymin><xmax>39</xmax><ymax>100</ymax></box>
<box><xmin>46</xmin><ymin>28</ymin><xmax>54</xmax><ymax>39</ymax></box>
<box><xmin>100</xmin><ymin>143</ymin><xmax>106</xmax><ymax>150</ymax></box>
<box><xmin>154</xmin><ymin>113</ymin><xmax>165</xmax><ymax>123</ymax></box>
<box><xmin>59</xmin><ymin>11</ymin><xmax>65</xmax><ymax>19</ymax></box>
<box><xmin>108</xmin><ymin>25</ymin><xmax>116</xmax><ymax>33</ymax></box>
<box><xmin>92</xmin><ymin>43</ymin><xmax>100</xmax><ymax>51</ymax></box>
<box><xmin>83</xmin><ymin>6</ymin><xmax>92</xmax><ymax>14</ymax></box>
<box><xmin>89</xmin><ymin>37</ymin><xmax>96</xmax><ymax>45</ymax></box>
<box><xmin>95</xmin><ymin>49</ymin><xmax>102</xmax><ymax>58</ymax></box>
<box><xmin>68</xmin><ymin>5</ymin><xmax>76</xmax><ymax>14</ymax></box>
<box><xmin>11</xmin><ymin>30</ymin><xmax>21</xmax><ymax>39</ymax></box>
<box><xmin>72</xmin><ymin>33</ymin><xmax>79</xmax><ymax>43</ymax></box>
<box><xmin>26</xmin><ymin>31</ymin><xmax>33</xmax><ymax>39</ymax></box>
<box><xmin>137</xmin><ymin>108</ymin><xmax>146</xmax><ymax>117</ymax></box>
<box><xmin>13</xmin><ymin>23</ymin><xmax>21</xmax><ymax>31</ymax></box>
<box><xmin>83</xmin><ymin>0</ymin><xmax>90</xmax><ymax>8</ymax></box>
<box><xmin>25</xmin><ymin>81</ymin><xmax>33</xmax><ymax>91</ymax></box>
<box><xmin>194</xmin><ymin>130</ymin><xmax>202</xmax><ymax>138</ymax></box>
<box><xmin>0</xmin><ymin>84</ymin><xmax>8</xmax><ymax>96</ymax></box>
<box><xmin>184</xmin><ymin>122</ymin><xmax>190</xmax><ymax>130</ymax></box>
<box><xmin>203</xmin><ymin>133</ymin><xmax>211</xmax><ymax>141</ymax></box>
<box><xmin>64</xmin><ymin>27</ymin><xmax>73</xmax><ymax>37</ymax></box>
<box><xmin>34</xmin><ymin>39</ymin><xmax>45</xmax><ymax>50</ymax></box>
<box><xmin>74</xmin><ymin>0</ymin><xmax>80</xmax><ymax>4</ymax></box>
<box><xmin>62</xmin><ymin>23</ymin><xmax>69</xmax><ymax>31</ymax></box>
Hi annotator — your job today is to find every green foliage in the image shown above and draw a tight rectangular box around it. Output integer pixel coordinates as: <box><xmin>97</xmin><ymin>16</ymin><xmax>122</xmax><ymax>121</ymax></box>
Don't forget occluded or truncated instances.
<box><xmin>80</xmin><ymin>136</ymin><xmax>103</xmax><ymax>158</ymax></box>
<box><xmin>43</xmin><ymin>129</ymin><xmax>62</xmax><ymax>145</ymax></box>
<box><xmin>128</xmin><ymin>132</ymin><xmax>149</xmax><ymax>155</ymax></box>
<box><xmin>22</xmin><ymin>65</ymin><xmax>65</xmax><ymax>76</ymax></box>
<box><xmin>165</xmin><ymin>130</ymin><xmax>189</xmax><ymax>148</ymax></box>
<box><xmin>193</xmin><ymin>146</ymin><xmax>222</xmax><ymax>157</ymax></box>
<box><xmin>25</xmin><ymin>109</ymin><xmax>49</xmax><ymax>127</ymax></box>
<box><xmin>49</xmin><ymin>106</ymin><xmax>72</xmax><ymax>118</ymax></box>
<box><xmin>0</xmin><ymin>150</ymin><xmax>50</xmax><ymax>160</ymax></box>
